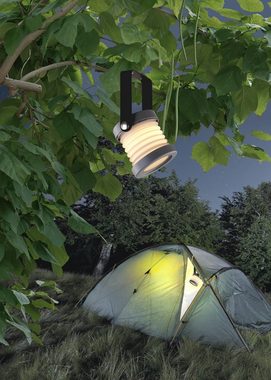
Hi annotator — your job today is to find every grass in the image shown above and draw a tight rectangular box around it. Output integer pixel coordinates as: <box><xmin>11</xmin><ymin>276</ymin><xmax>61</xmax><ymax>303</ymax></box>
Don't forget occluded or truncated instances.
<box><xmin>0</xmin><ymin>270</ymin><xmax>271</xmax><ymax>380</ymax></box>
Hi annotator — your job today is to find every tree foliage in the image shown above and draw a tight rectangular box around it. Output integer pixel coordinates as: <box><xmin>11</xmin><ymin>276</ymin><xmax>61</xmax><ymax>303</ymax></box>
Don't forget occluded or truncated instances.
<box><xmin>238</xmin><ymin>216</ymin><xmax>271</xmax><ymax>291</ymax></box>
<box><xmin>219</xmin><ymin>182</ymin><xmax>271</xmax><ymax>290</ymax></box>
<box><xmin>60</xmin><ymin>172</ymin><xmax>223</xmax><ymax>271</ymax></box>
<box><xmin>0</xmin><ymin>0</ymin><xmax>271</xmax><ymax>343</ymax></box>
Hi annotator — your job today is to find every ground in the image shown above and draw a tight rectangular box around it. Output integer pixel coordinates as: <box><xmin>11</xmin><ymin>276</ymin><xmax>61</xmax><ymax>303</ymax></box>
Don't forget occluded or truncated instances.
<box><xmin>0</xmin><ymin>270</ymin><xmax>270</xmax><ymax>380</ymax></box>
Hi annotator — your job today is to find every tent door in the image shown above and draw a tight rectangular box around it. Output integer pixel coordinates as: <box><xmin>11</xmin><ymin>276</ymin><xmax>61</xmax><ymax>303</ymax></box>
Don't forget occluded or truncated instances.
<box><xmin>180</xmin><ymin>258</ymin><xmax>203</xmax><ymax>320</ymax></box>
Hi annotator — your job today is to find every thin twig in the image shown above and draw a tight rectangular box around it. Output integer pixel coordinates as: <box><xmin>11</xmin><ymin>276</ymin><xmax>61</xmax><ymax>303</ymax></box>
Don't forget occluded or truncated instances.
<box><xmin>194</xmin><ymin>5</ymin><xmax>200</xmax><ymax>69</ymax></box>
<box><xmin>28</xmin><ymin>104</ymin><xmax>53</xmax><ymax>120</ymax></box>
<box><xmin>16</xmin><ymin>93</ymin><xmax>28</xmax><ymax>117</ymax></box>
<box><xmin>179</xmin><ymin>0</ymin><xmax>187</xmax><ymax>61</ymax></box>
<box><xmin>20</xmin><ymin>48</ymin><xmax>32</xmax><ymax>78</ymax></box>
<box><xmin>162</xmin><ymin>54</ymin><xmax>175</xmax><ymax>132</ymax></box>
<box><xmin>175</xmin><ymin>82</ymin><xmax>180</xmax><ymax>142</ymax></box>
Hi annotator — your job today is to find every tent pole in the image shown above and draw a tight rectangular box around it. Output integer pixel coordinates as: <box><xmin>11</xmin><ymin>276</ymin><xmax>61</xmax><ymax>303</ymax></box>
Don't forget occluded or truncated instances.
<box><xmin>209</xmin><ymin>284</ymin><xmax>251</xmax><ymax>352</ymax></box>
<box><xmin>170</xmin><ymin>284</ymin><xmax>207</xmax><ymax>345</ymax></box>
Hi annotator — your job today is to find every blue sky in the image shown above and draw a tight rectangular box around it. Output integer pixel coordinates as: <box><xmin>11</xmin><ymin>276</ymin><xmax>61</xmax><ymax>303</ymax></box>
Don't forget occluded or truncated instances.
<box><xmin>163</xmin><ymin>105</ymin><xmax>271</xmax><ymax>210</ymax></box>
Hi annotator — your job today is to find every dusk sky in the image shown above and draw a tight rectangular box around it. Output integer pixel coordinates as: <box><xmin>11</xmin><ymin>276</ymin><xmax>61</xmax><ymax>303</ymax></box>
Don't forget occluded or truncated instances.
<box><xmin>163</xmin><ymin>105</ymin><xmax>271</xmax><ymax>210</ymax></box>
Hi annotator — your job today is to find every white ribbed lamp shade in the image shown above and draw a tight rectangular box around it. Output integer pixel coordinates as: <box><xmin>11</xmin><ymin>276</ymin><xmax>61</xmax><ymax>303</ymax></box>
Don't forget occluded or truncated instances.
<box><xmin>114</xmin><ymin>117</ymin><xmax>177</xmax><ymax>178</ymax></box>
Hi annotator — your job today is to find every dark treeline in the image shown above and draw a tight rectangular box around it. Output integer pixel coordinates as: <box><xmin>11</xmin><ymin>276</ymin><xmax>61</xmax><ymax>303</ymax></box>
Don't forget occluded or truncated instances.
<box><xmin>57</xmin><ymin>172</ymin><xmax>271</xmax><ymax>291</ymax></box>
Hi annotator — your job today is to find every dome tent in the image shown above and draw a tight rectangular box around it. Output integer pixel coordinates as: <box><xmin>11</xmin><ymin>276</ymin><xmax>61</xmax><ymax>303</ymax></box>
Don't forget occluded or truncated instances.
<box><xmin>83</xmin><ymin>244</ymin><xmax>271</xmax><ymax>349</ymax></box>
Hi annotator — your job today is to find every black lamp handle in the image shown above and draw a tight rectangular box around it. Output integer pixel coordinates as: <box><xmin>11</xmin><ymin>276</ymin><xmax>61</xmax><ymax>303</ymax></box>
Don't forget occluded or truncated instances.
<box><xmin>120</xmin><ymin>70</ymin><xmax>152</xmax><ymax>128</ymax></box>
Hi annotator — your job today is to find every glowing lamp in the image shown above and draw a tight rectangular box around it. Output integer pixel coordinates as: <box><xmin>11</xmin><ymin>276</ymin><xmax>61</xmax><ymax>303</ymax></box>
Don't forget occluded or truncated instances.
<box><xmin>113</xmin><ymin>71</ymin><xmax>177</xmax><ymax>178</ymax></box>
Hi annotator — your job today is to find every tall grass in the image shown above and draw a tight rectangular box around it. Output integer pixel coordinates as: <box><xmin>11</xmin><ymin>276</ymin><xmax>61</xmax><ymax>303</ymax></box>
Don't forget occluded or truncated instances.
<box><xmin>0</xmin><ymin>270</ymin><xmax>270</xmax><ymax>380</ymax></box>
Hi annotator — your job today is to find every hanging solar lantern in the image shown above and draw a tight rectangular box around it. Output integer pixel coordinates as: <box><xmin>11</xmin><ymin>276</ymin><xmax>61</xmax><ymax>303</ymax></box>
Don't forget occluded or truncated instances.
<box><xmin>113</xmin><ymin>71</ymin><xmax>177</xmax><ymax>178</ymax></box>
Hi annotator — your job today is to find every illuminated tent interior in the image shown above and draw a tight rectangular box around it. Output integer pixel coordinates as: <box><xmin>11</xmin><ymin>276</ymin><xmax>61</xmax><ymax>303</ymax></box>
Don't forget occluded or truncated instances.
<box><xmin>83</xmin><ymin>244</ymin><xmax>271</xmax><ymax>349</ymax></box>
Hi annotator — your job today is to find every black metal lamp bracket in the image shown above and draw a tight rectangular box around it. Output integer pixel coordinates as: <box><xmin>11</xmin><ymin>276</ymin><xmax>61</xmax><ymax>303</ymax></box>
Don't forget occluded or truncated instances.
<box><xmin>120</xmin><ymin>70</ymin><xmax>153</xmax><ymax>131</ymax></box>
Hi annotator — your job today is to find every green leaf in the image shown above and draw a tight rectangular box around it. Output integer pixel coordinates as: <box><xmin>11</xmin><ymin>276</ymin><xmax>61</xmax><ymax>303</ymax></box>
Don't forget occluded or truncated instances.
<box><xmin>96</xmin><ymin>88</ymin><xmax>119</xmax><ymax>115</ymax></box>
<box><xmin>24</xmin><ymin>15</ymin><xmax>43</xmax><ymax>32</ymax></box>
<box><xmin>0</xmin><ymin>334</ymin><xmax>8</xmax><ymax>346</ymax></box>
<box><xmin>71</xmin><ymin>105</ymin><xmax>102</xmax><ymax>148</ymax></box>
<box><xmin>243</xmin><ymin>46</ymin><xmax>268</xmax><ymax>80</ymax></box>
<box><xmin>144</xmin><ymin>8</ymin><xmax>174</xmax><ymax>35</ymax></box>
<box><xmin>0</xmin><ymin>200</ymin><xmax>20</xmax><ymax>233</ymax></box>
<box><xmin>36</xmin><ymin>280</ymin><xmax>62</xmax><ymax>294</ymax></box>
<box><xmin>121</xmin><ymin>23</ymin><xmax>149</xmax><ymax>44</ymax></box>
<box><xmin>102</xmin><ymin>148</ymin><xmax>117</xmax><ymax>164</ymax></box>
<box><xmin>13</xmin><ymin>183</ymin><xmax>33</xmax><ymax>207</ymax></box>
<box><xmin>192</xmin><ymin>142</ymin><xmax>215</xmax><ymax>172</ymax></box>
<box><xmin>76</xmin><ymin>30</ymin><xmax>99</xmax><ymax>56</ymax></box>
<box><xmin>122</xmin><ymin>43</ymin><xmax>144</xmax><ymax>63</ymax></box>
<box><xmin>6</xmin><ymin>320</ymin><xmax>32</xmax><ymax>344</ymax></box>
<box><xmin>77</xmin><ymin>13</ymin><xmax>97</xmax><ymax>32</ymax></box>
<box><xmin>241</xmin><ymin>145</ymin><xmax>271</xmax><ymax>162</ymax></box>
<box><xmin>4</xmin><ymin>27</ymin><xmax>25</xmax><ymax>55</ymax></box>
<box><xmin>24</xmin><ymin>304</ymin><xmax>40</xmax><ymax>322</ymax></box>
<box><xmin>218</xmin><ymin>8</ymin><xmax>245</xmax><ymax>19</ymax></box>
<box><xmin>68</xmin><ymin>210</ymin><xmax>97</xmax><ymax>235</ymax></box>
<box><xmin>32</xmin><ymin>299</ymin><xmax>55</xmax><ymax>310</ymax></box>
<box><xmin>252</xmin><ymin>79</ymin><xmax>270</xmax><ymax>116</ymax></box>
<box><xmin>55</xmin><ymin>17</ymin><xmax>78</xmax><ymax>47</ymax></box>
<box><xmin>166</xmin><ymin>0</ymin><xmax>184</xmax><ymax>17</ymax></box>
<box><xmin>53</xmin><ymin>112</ymin><xmax>76</xmax><ymax>142</ymax></box>
<box><xmin>0</xmin><ymin>244</ymin><xmax>4</xmax><ymax>262</ymax></box>
<box><xmin>12</xmin><ymin>290</ymin><xmax>30</xmax><ymax>305</ymax></box>
<box><xmin>192</xmin><ymin>137</ymin><xmax>230</xmax><ymax>171</ymax></box>
<box><xmin>34</xmin><ymin>243</ymin><xmax>60</xmax><ymax>265</ymax></box>
<box><xmin>265</xmin><ymin>31</ymin><xmax>271</xmax><ymax>46</ymax></box>
<box><xmin>0</xmin><ymin>131</ymin><xmax>11</xmax><ymax>142</ymax></box>
<box><xmin>215</xmin><ymin>29</ymin><xmax>235</xmax><ymax>42</ymax></box>
<box><xmin>237</xmin><ymin>0</ymin><xmax>264</xmax><ymax>12</ymax></box>
<box><xmin>0</xmin><ymin>286</ymin><xmax>17</xmax><ymax>305</ymax></box>
<box><xmin>89</xmin><ymin>159</ymin><xmax>105</xmax><ymax>173</ymax></box>
<box><xmin>0</xmin><ymin>146</ymin><xmax>30</xmax><ymax>185</ymax></box>
<box><xmin>0</xmin><ymin>21</ymin><xmax>15</xmax><ymax>40</ymax></box>
<box><xmin>51</xmin><ymin>263</ymin><xmax>63</xmax><ymax>277</ymax></box>
<box><xmin>209</xmin><ymin>136</ymin><xmax>230</xmax><ymax>166</ymax></box>
<box><xmin>200</xmin><ymin>0</ymin><xmax>224</xmax><ymax>10</ymax></box>
<box><xmin>93</xmin><ymin>173</ymin><xmax>122</xmax><ymax>201</ymax></box>
<box><xmin>251</xmin><ymin>130</ymin><xmax>271</xmax><ymax>141</ymax></box>
<box><xmin>99</xmin><ymin>12</ymin><xmax>123</xmax><ymax>43</ymax></box>
<box><xmin>71</xmin><ymin>105</ymin><xmax>102</xmax><ymax>137</ymax></box>
<box><xmin>212</xmin><ymin>66</ymin><xmax>243</xmax><ymax>95</ymax></box>
<box><xmin>71</xmin><ymin>162</ymin><xmax>96</xmax><ymax>193</ymax></box>
<box><xmin>49</xmin><ymin>245</ymin><xmax>68</xmax><ymax>267</ymax></box>
<box><xmin>232</xmin><ymin>86</ymin><xmax>258</xmax><ymax>124</ymax></box>
<box><xmin>100</xmin><ymin>59</ymin><xmax>132</xmax><ymax>95</ymax></box>
<box><xmin>6</xmin><ymin>230</ymin><xmax>29</xmax><ymax>257</ymax></box>
<box><xmin>178</xmin><ymin>89</ymin><xmax>207</xmax><ymax>123</ymax></box>
<box><xmin>37</xmin><ymin>208</ymin><xmax>65</xmax><ymax>247</ymax></box>
<box><xmin>62</xmin><ymin>77</ymin><xmax>89</xmax><ymax>97</ymax></box>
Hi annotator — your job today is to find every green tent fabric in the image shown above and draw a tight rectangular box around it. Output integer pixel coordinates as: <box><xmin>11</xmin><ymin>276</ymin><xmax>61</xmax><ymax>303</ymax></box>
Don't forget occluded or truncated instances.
<box><xmin>83</xmin><ymin>244</ymin><xmax>271</xmax><ymax>349</ymax></box>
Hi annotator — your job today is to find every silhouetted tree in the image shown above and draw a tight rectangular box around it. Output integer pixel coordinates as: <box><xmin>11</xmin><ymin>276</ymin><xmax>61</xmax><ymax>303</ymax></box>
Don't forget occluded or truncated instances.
<box><xmin>218</xmin><ymin>182</ymin><xmax>271</xmax><ymax>289</ymax></box>
<box><xmin>59</xmin><ymin>172</ymin><xmax>222</xmax><ymax>273</ymax></box>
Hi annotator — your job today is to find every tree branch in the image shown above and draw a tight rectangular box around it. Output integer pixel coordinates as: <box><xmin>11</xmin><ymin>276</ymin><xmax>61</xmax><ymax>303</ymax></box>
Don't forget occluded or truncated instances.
<box><xmin>0</xmin><ymin>0</ymin><xmax>79</xmax><ymax>84</ymax></box>
<box><xmin>21</xmin><ymin>61</ymin><xmax>77</xmax><ymax>81</ymax></box>
<box><xmin>4</xmin><ymin>78</ymin><xmax>42</xmax><ymax>93</ymax></box>
<box><xmin>21</xmin><ymin>61</ymin><xmax>107</xmax><ymax>82</ymax></box>
<box><xmin>3</xmin><ymin>61</ymin><xmax>106</xmax><ymax>97</ymax></box>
